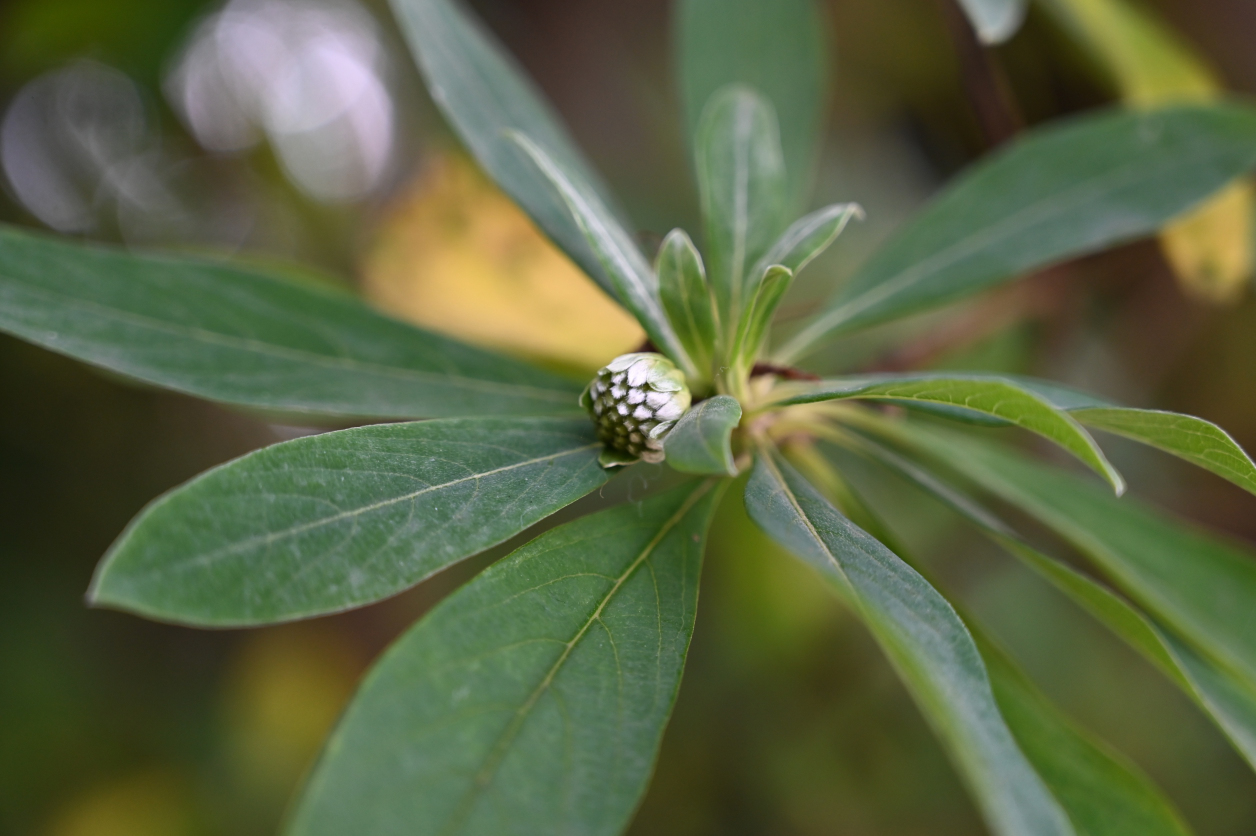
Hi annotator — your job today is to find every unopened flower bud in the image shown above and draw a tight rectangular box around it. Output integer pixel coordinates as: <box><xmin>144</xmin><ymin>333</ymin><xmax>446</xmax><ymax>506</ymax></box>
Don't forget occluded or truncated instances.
<box><xmin>581</xmin><ymin>352</ymin><xmax>692</xmax><ymax>465</ymax></box>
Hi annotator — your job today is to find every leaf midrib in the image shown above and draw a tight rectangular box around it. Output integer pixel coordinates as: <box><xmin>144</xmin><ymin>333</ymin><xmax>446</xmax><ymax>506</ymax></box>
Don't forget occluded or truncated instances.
<box><xmin>0</xmin><ymin>280</ymin><xmax>578</xmax><ymax>405</ymax></box>
<box><xmin>438</xmin><ymin>480</ymin><xmax>714</xmax><ymax>836</ymax></box>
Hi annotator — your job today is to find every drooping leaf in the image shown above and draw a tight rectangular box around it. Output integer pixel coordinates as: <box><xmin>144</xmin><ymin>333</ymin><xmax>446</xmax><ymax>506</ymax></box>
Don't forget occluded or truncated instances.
<box><xmin>835</xmin><ymin>422</ymin><xmax>1256</xmax><ymax>771</ymax></box>
<box><xmin>664</xmin><ymin>395</ymin><xmax>742</xmax><ymax>476</ymax></box>
<box><xmin>1006</xmin><ymin>377</ymin><xmax>1256</xmax><ymax>495</ymax></box>
<box><xmin>957</xmin><ymin>0</ymin><xmax>1029</xmax><ymax>44</ymax></box>
<box><xmin>286</xmin><ymin>480</ymin><xmax>723</xmax><ymax>836</ymax></box>
<box><xmin>657</xmin><ymin>228</ymin><xmax>718</xmax><ymax>379</ymax></box>
<box><xmin>510</xmin><ymin>134</ymin><xmax>694</xmax><ymax>377</ymax></box>
<box><xmin>753</xmin><ymin>202</ymin><xmax>864</xmax><ymax>279</ymax></box>
<box><xmin>0</xmin><ymin>225</ymin><xmax>583</xmax><ymax>419</ymax></box>
<box><xmin>90</xmin><ymin>418</ymin><xmax>608</xmax><ymax>626</ymax></box>
<box><xmin>694</xmin><ymin>86</ymin><xmax>788</xmax><ymax>334</ymax></box>
<box><xmin>777</xmin><ymin>103</ymin><xmax>1256</xmax><ymax>360</ymax></box>
<box><xmin>676</xmin><ymin>0</ymin><xmax>829</xmax><ymax>205</ymax></box>
<box><xmin>779</xmin><ymin>373</ymin><xmax>1125</xmax><ymax>493</ymax></box>
<box><xmin>877</xmin><ymin>422</ymin><xmax>1256</xmax><ymax>691</ymax></box>
<box><xmin>980</xmin><ymin>637</ymin><xmax>1194</xmax><ymax>836</ymax></box>
<box><xmin>744</xmin><ymin>452</ymin><xmax>1074</xmax><ymax>836</ymax></box>
<box><xmin>388</xmin><ymin>0</ymin><xmax>625</xmax><ymax>297</ymax></box>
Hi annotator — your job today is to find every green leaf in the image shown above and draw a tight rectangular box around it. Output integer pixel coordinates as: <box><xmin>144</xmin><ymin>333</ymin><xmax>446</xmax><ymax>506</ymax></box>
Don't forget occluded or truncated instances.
<box><xmin>676</xmin><ymin>0</ymin><xmax>829</xmax><ymax>205</ymax></box>
<box><xmin>286</xmin><ymin>480</ymin><xmax>723</xmax><ymax>836</ymax></box>
<box><xmin>732</xmin><ymin>264</ymin><xmax>793</xmax><ymax>369</ymax></box>
<box><xmin>388</xmin><ymin>0</ymin><xmax>624</xmax><ymax>297</ymax></box>
<box><xmin>879</xmin><ymin>423</ymin><xmax>1256</xmax><ymax>691</ymax></box>
<box><xmin>780</xmin><ymin>373</ymin><xmax>1125</xmax><ymax>493</ymax></box>
<box><xmin>753</xmin><ymin>202</ymin><xmax>864</xmax><ymax>279</ymax></box>
<box><xmin>957</xmin><ymin>0</ymin><xmax>1029</xmax><ymax>44</ymax></box>
<box><xmin>657</xmin><ymin>229</ymin><xmax>718</xmax><ymax>378</ymax></box>
<box><xmin>834</xmin><ymin>422</ymin><xmax>1256</xmax><ymax>772</ymax></box>
<box><xmin>663</xmin><ymin>395</ymin><xmax>742</xmax><ymax>476</ymax></box>
<box><xmin>778</xmin><ymin>103</ymin><xmax>1256</xmax><ymax>360</ymax></box>
<box><xmin>90</xmin><ymin>418</ymin><xmax>608</xmax><ymax>626</ymax></box>
<box><xmin>838</xmin><ymin>423</ymin><xmax>1256</xmax><ymax>771</ymax></box>
<box><xmin>694</xmin><ymin>86</ymin><xmax>788</xmax><ymax>334</ymax></box>
<box><xmin>1009</xmin><ymin>377</ymin><xmax>1256</xmax><ymax>495</ymax></box>
<box><xmin>0</xmin><ymin>225</ymin><xmax>581</xmax><ymax>419</ymax></box>
<box><xmin>980</xmin><ymin>637</ymin><xmax>1194</xmax><ymax>836</ymax></box>
<box><xmin>510</xmin><ymin>133</ymin><xmax>694</xmax><ymax>377</ymax></box>
<box><xmin>744</xmin><ymin>451</ymin><xmax>1073</xmax><ymax>836</ymax></box>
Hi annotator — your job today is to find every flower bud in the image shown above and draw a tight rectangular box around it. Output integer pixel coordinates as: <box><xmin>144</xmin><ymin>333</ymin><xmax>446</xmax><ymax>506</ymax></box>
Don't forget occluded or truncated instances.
<box><xmin>581</xmin><ymin>352</ymin><xmax>692</xmax><ymax>465</ymax></box>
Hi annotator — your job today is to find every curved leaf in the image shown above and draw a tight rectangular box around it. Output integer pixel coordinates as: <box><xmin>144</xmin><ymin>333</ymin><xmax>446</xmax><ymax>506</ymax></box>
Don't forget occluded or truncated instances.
<box><xmin>0</xmin><ymin>225</ymin><xmax>582</xmax><ymax>419</ymax></box>
<box><xmin>778</xmin><ymin>103</ymin><xmax>1256</xmax><ymax>360</ymax></box>
<box><xmin>754</xmin><ymin>202</ymin><xmax>864</xmax><ymax>280</ymax></box>
<box><xmin>744</xmin><ymin>451</ymin><xmax>1073</xmax><ymax>836</ymax></box>
<box><xmin>287</xmin><ymin>480</ymin><xmax>722</xmax><ymax>836</ymax></box>
<box><xmin>90</xmin><ymin>418</ymin><xmax>608</xmax><ymax>626</ymax></box>
<box><xmin>388</xmin><ymin>0</ymin><xmax>624</xmax><ymax>297</ymax></box>
<box><xmin>657</xmin><ymin>229</ymin><xmax>718</xmax><ymax>379</ymax></box>
<box><xmin>780</xmin><ymin>373</ymin><xmax>1125</xmax><ymax>493</ymax></box>
<box><xmin>676</xmin><ymin>0</ymin><xmax>829</xmax><ymax>205</ymax></box>
<box><xmin>510</xmin><ymin>134</ymin><xmax>693</xmax><ymax>376</ymax></box>
<box><xmin>664</xmin><ymin>395</ymin><xmax>742</xmax><ymax>476</ymax></box>
<box><xmin>695</xmin><ymin>86</ymin><xmax>788</xmax><ymax>333</ymax></box>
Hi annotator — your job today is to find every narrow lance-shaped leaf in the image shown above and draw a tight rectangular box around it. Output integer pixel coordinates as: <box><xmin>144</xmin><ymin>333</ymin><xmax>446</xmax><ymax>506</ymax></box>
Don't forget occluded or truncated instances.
<box><xmin>90</xmin><ymin>417</ymin><xmax>608</xmax><ymax>626</ymax></box>
<box><xmin>695</xmin><ymin>86</ymin><xmax>788</xmax><ymax>335</ymax></box>
<box><xmin>779</xmin><ymin>373</ymin><xmax>1125</xmax><ymax>493</ymax></box>
<box><xmin>663</xmin><ymin>395</ymin><xmax>742</xmax><ymax>476</ymax></box>
<box><xmin>957</xmin><ymin>0</ymin><xmax>1029</xmax><ymax>44</ymax></box>
<box><xmin>752</xmin><ymin>201</ymin><xmax>864</xmax><ymax>279</ymax></box>
<box><xmin>388</xmin><ymin>0</ymin><xmax>625</xmax><ymax>297</ymax></box>
<box><xmin>1009</xmin><ymin>376</ymin><xmax>1256</xmax><ymax>496</ymax></box>
<box><xmin>872</xmin><ymin>422</ymin><xmax>1256</xmax><ymax>695</ymax></box>
<box><xmin>0</xmin><ymin>225</ymin><xmax>581</xmax><ymax>419</ymax></box>
<box><xmin>657</xmin><ymin>228</ymin><xmax>718</xmax><ymax>378</ymax></box>
<box><xmin>287</xmin><ymin>480</ymin><xmax>723</xmax><ymax>836</ymax></box>
<box><xmin>839</xmin><ymin>422</ymin><xmax>1256</xmax><ymax>771</ymax></box>
<box><xmin>744</xmin><ymin>451</ymin><xmax>1074</xmax><ymax>836</ymax></box>
<box><xmin>676</xmin><ymin>0</ymin><xmax>829</xmax><ymax>206</ymax></box>
<box><xmin>777</xmin><ymin>103</ymin><xmax>1256</xmax><ymax>361</ymax></box>
<box><xmin>732</xmin><ymin>265</ymin><xmax>792</xmax><ymax>370</ymax></box>
<box><xmin>510</xmin><ymin>133</ymin><xmax>695</xmax><ymax>378</ymax></box>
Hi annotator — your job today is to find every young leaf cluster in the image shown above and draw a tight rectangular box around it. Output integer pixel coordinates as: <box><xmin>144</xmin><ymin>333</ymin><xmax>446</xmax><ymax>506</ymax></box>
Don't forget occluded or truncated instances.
<box><xmin>1</xmin><ymin>0</ymin><xmax>1256</xmax><ymax>834</ymax></box>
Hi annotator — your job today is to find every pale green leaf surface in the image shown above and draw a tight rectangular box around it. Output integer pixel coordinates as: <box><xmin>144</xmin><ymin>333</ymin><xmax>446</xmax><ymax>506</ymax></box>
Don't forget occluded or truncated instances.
<box><xmin>781</xmin><ymin>373</ymin><xmax>1124</xmax><ymax>493</ymax></box>
<box><xmin>287</xmin><ymin>480</ymin><xmax>722</xmax><ymax>836</ymax></box>
<box><xmin>733</xmin><ymin>265</ymin><xmax>792</xmax><ymax>368</ymax></box>
<box><xmin>91</xmin><ymin>418</ymin><xmax>608</xmax><ymax>626</ymax></box>
<box><xmin>958</xmin><ymin>0</ymin><xmax>1029</xmax><ymax>43</ymax></box>
<box><xmin>0</xmin><ymin>225</ymin><xmax>581</xmax><ymax>419</ymax></box>
<box><xmin>779</xmin><ymin>103</ymin><xmax>1256</xmax><ymax>360</ymax></box>
<box><xmin>389</xmin><ymin>0</ymin><xmax>624</xmax><ymax>296</ymax></box>
<box><xmin>753</xmin><ymin>202</ymin><xmax>863</xmax><ymax>280</ymax></box>
<box><xmin>677</xmin><ymin>0</ymin><xmax>829</xmax><ymax>205</ymax></box>
<box><xmin>744</xmin><ymin>452</ymin><xmax>1073</xmax><ymax>836</ymax></box>
<box><xmin>510</xmin><ymin>134</ymin><xmax>692</xmax><ymax>376</ymax></box>
<box><xmin>839</xmin><ymin>423</ymin><xmax>1256</xmax><ymax>771</ymax></box>
<box><xmin>657</xmin><ymin>229</ymin><xmax>717</xmax><ymax>376</ymax></box>
<box><xmin>663</xmin><ymin>395</ymin><xmax>741</xmax><ymax>476</ymax></box>
<box><xmin>695</xmin><ymin>86</ymin><xmax>788</xmax><ymax>332</ymax></box>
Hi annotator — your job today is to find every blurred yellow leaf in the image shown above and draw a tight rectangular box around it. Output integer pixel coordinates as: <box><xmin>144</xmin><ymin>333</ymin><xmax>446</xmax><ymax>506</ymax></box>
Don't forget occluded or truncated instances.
<box><xmin>363</xmin><ymin>154</ymin><xmax>644</xmax><ymax>374</ymax></box>
<box><xmin>44</xmin><ymin>772</ymin><xmax>196</xmax><ymax>836</ymax></box>
<box><xmin>220</xmin><ymin>623</ymin><xmax>361</xmax><ymax>798</ymax></box>
<box><xmin>1040</xmin><ymin>0</ymin><xmax>1253</xmax><ymax>302</ymax></box>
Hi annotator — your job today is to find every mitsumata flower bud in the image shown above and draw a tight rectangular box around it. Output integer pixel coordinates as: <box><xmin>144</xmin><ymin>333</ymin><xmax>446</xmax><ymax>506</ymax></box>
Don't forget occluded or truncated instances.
<box><xmin>581</xmin><ymin>353</ymin><xmax>692</xmax><ymax>464</ymax></box>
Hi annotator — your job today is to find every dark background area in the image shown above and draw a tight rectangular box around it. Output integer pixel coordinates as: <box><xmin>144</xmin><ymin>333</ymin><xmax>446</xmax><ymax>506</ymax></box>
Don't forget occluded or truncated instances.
<box><xmin>2</xmin><ymin>1</ymin><xmax>1255</xmax><ymax>834</ymax></box>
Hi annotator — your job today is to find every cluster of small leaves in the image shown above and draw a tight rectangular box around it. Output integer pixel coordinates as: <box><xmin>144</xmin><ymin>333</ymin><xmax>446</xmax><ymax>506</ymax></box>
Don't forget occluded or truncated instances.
<box><xmin>2</xmin><ymin>0</ymin><xmax>1256</xmax><ymax>834</ymax></box>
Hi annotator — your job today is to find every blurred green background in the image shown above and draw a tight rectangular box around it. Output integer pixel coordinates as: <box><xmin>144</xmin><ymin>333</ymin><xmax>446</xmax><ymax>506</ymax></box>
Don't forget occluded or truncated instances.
<box><xmin>2</xmin><ymin>1</ymin><xmax>1256</xmax><ymax>834</ymax></box>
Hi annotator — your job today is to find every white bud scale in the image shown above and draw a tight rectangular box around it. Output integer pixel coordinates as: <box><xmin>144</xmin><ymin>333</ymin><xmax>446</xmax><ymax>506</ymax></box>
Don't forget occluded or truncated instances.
<box><xmin>581</xmin><ymin>352</ymin><xmax>692</xmax><ymax>465</ymax></box>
